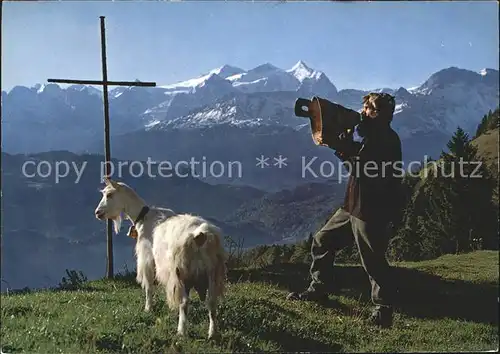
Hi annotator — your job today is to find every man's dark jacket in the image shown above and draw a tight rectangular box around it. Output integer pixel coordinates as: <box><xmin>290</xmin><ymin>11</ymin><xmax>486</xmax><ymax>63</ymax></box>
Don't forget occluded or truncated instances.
<box><xmin>336</xmin><ymin>121</ymin><xmax>403</xmax><ymax>224</ymax></box>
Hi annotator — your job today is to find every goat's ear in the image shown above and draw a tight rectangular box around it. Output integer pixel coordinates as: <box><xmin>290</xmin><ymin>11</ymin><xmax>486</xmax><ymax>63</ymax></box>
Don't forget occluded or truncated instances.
<box><xmin>194</xmin><ymin>232</ymin><xmax>207</xmax><ymax>247</ymax></box>
<box><xmin>104</xmin><ymin>177</ymin><xmax>119</xmax><ymax>189</ymax></box>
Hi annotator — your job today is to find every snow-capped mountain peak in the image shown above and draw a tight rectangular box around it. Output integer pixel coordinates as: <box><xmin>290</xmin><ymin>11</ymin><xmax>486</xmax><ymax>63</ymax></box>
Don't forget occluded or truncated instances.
<box><xmin>67</xmin><ymin>84</ymin><xmax>103</xmax><ymax>97</ymax></box>
<box><xmin>478</xmin><ymin>68</ymin><xmax>499</xmax><ymax>84</ymax></box>
<box><xmin>192</xmin><ymin>73</ymin><xmax>235</xmax><ymax>94</ymax></box>
<box><xmin>209</xmin><ymin>64</ymin><xmax>245</xmax><ymax>79</ymax></box>
<box><xmin>287</xmin><ymin>60</ymin><xmax>320</xmax><ymax>82</ymax></box>
<box><xmin>33</xmin><ymin>83</ymin><xmax>46</xmax><ymax>94</ymax></box>
<box><xmin>416</xmin><ymin>66</ymin><xmax>498</xmax><ymax>94</ymax></box>
<box><xmin>197</xmin><ymin>73</ymin><xmax>219</xmax><ymax>87</ymax></box>
<box><xmin>159</xmin><ymin>67</ymin><xmax>242</xmax><ymax>96</ymax></box>
<box><xmin>291</xmin><ymin>60</ymin><xmax>311</xmax><ymax>71</ymax></box>
<box><xmin>160</xmin><ymin>72</ymin><xmax>214</xmax><ymax>91</ymax></box>
<box><xmin>224</xmin><ymin>62</ymin><xmax>300</xmax><ymax>94</ymax></box>
<box><xmin>289</xmin><ymin>60</ymin><xmax>338</xmax><ymax>99</ymax></box>
<box><xmin>249</xmin><ymin>63</ymin><xmax>281</xmax><ymax>74</ymax></box>
<box><xmin>33</xmin><ymin>83</ymin><xmax>63</xmax><ymax>95</ymax></box>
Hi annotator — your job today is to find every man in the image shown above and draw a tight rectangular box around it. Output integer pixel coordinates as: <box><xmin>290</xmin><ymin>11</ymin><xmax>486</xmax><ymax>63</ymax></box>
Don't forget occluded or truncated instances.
<box><xmin>287</xmin><ymin>92</ymin><xmax>403</xmax><ymax>329</ymax></box>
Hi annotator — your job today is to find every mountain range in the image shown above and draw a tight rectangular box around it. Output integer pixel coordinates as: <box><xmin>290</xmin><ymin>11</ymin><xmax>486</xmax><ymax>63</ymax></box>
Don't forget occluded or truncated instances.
<box><xmin>2</xmin><ymin>61</ymin><xmax>498</xmax><ymax>190</ymax></box>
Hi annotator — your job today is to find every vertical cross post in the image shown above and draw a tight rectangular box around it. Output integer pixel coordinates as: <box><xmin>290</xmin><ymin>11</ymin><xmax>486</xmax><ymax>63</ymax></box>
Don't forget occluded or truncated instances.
<box><xmin>99</xmin><ymin>16</ymin><xmax>114</xmax><ymax>279</ymax></box>
<box><xmin>47</xmin><ymin>16</ymin><xmax>156</xmax><ymax>279</ymax></box>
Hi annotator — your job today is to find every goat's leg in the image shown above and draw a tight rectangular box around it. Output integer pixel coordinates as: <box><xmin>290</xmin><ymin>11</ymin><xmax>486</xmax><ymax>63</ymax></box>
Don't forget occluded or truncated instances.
<box><xmin>137</xmin><ymin>259</ymin><xmax>155</xmax><ymax>312</ymax></box>
<box><xmin>145</xmin><ymin>264</ymin><xmax>157</xmax><ymax>312</ymax></box>
<box><xmin>144</xmin><ymin>282</ymin><xmax>153</xmax><ymax>312</ymax></box>
<box><xmin>206</xmin><ymin>276</ymin><xmax>219</xmax><ymax>339</ymax></box>
<box><xmin>177</xmin><ymin>287</ymin><xmax>189</xmax><ymax>336</ymax></box>
<box><xmin>207</xmin><ymin>297</ymin><xmax>218</xmax><ymax>339</ymax></box>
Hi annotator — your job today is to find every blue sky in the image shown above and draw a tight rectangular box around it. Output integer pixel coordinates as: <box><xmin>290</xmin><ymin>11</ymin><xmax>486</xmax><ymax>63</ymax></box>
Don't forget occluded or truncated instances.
<box><xmin>2</xmin><ymin>1</ymin><xmax>499</xmax><ymax>92</ymax></box>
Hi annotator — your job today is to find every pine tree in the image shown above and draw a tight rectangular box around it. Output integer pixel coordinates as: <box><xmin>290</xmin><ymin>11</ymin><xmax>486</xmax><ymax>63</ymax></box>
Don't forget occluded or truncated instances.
<box><xmin>475</xmin><ymin>108</ymin><xmax>499</xmax><ymax>137</ymax></box>
<box><xmin>488</xmin><ymin>108</ymin><xmax>500</xmax><ymax>130</ymax></box>
<box><xmin>441</xmin><ymin>126</ymin><xmax>478</xmax><ymax>161</ymax></box>
<box><xmin>475</xmin><ymin>114</ymin><xmax>489</xmax><ymax>137</ymax></box>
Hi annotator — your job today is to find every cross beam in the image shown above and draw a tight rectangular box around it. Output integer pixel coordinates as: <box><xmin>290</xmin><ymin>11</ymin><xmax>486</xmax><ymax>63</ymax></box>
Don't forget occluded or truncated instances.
<box><xmin>47</xmin><ymin>16</ymin><xmax>156</xmax><ymax>279</ymax></box>
<box><xmin>47</xmin><ymin>79</ymin><xmax>156</xmax><ymax>87</ymax></box>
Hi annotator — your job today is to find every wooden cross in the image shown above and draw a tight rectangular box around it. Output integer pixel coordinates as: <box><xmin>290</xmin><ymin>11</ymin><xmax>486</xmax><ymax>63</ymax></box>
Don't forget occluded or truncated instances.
<box><xmin>48</xmin><ymin>16</ymin><xmax>156</xmax><ymax>279</ymax></box>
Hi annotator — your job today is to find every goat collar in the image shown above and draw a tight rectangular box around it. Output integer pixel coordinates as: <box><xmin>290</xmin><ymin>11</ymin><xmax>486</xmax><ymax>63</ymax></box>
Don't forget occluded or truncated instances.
<box><xmin>134</xmin><ymin>206</ymin><xmax>150</xmax><ymax>225</ymax></box>
<box><xmin>127</xmin><ymin>206</ymin><xmax>150</xmax><ymax>239</ymax></box>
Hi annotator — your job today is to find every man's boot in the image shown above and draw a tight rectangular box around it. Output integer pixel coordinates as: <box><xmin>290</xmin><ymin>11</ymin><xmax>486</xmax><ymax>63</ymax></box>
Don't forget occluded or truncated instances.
<box><xmin>368</xmin><ymin>305</ymin><xmax>393</xmax><ymax>328</ymax></box>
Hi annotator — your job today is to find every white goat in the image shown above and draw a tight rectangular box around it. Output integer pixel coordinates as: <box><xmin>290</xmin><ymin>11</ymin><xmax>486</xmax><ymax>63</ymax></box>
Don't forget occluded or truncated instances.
<box><xmin>94</xmin><ymin>178</ymin><xmax>227</xmax><ymax>339</ymax></box>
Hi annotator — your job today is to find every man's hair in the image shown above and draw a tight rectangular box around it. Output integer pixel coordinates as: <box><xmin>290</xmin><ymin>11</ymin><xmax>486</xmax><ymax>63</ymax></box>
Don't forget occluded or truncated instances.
<box><xmin>362</xmin><ymin>93</ymin><xmax>396</xmax><ymax>121</ymax></box>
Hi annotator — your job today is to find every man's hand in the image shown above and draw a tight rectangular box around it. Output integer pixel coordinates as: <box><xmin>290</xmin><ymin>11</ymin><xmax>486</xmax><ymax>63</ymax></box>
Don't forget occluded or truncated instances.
<box><xmin>335</xmin><ymin>128</ymin><xmax>361</xmax><ymax>161</ymax></box>
<box><xmin>338</xmin><ymin>128</ymin><xmax>354</xmax><ymax>141</ymax></box>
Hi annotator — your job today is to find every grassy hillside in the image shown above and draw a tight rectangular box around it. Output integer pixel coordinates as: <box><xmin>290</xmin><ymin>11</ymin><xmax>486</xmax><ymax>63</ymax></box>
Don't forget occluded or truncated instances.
<box><xmin>1</xmin><ymin>251</ymin><xmax>498</xmax><ymax>353</ymax></box>
<box><xmin>472</xmin><ymin>127</ymin><xmax>499</xmax><ymax>176</ymax></box>
<box><xmin>472</xmin><ymin>126</ymin><xmax>499</xmax><ymax>204</ymax></box>
<box><xmin>472</xmin><ymin>106</ymin><xmax>499</xmax><ymax>196</ymax></box>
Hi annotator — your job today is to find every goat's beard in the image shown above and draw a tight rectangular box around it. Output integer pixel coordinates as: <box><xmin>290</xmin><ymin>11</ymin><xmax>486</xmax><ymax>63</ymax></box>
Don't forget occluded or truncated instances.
<box><xmin>112</xmin><ymin>213</ymin><xmax>123</xmax><ymax>234</ymax></box>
